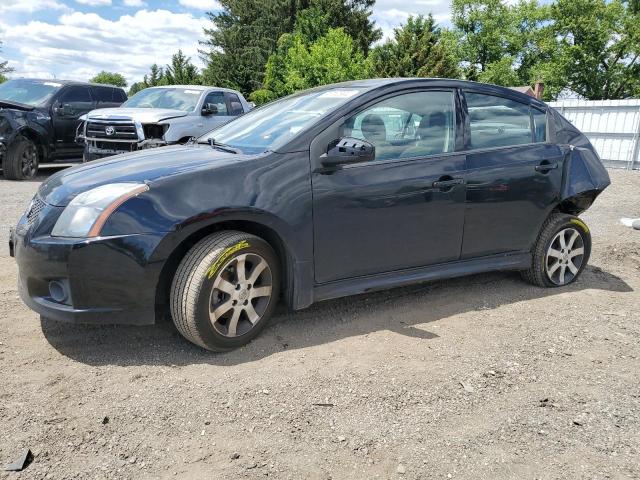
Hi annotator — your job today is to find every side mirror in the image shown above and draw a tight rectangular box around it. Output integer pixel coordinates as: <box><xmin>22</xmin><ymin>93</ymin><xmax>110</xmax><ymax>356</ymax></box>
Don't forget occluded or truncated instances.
<box><xmin>54</xmin><ymin>103</ymin><xmax>70</xmax><ymax>116</ymax></box>
<box><xmin>320</xmin><ymin>137</ymin><xmax>375</xmax><ymax>167</ymax></box>
<box><xmin>201</xmin><ymin>103</ymin><xmax>218</xmax><ymax>116</ymax></box>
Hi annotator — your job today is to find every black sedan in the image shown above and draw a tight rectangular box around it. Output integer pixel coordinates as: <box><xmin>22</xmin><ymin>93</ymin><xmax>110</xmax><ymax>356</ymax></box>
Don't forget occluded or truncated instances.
<box><xmin>10</xmin><ymin>79</ymin><xmax>610</xmax><ymax>351</ymax></box>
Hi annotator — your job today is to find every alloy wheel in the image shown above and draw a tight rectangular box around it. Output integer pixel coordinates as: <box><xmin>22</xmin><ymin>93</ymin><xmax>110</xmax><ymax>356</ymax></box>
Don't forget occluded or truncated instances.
<box><xmin>208</xmin><ymin>253</ymin><xmax>273</xmax><ymax>337</ymax></box>
<box><xmin>545</xmin><ymin>227</ymin><xmax>585</xmax><ymax>285</ymax></box>
<box><xmin>21</xmin><ymin>143</ymin><xmax>38</xmax><ymax>178</ymax></box>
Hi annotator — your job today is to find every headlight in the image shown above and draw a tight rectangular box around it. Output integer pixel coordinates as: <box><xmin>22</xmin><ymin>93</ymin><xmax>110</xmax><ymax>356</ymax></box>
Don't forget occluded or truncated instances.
<box><xmin>51</xmin><ymin>183</ymin><xmax>149</xmax><ymax>238</ymax></box>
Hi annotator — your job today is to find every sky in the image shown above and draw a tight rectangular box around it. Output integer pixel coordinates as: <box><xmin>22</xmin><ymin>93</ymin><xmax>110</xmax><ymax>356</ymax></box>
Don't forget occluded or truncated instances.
<box><xmin>0</xmin><ymin>0</ymin><xmax>452</xmax><ymax>86</ymax></box>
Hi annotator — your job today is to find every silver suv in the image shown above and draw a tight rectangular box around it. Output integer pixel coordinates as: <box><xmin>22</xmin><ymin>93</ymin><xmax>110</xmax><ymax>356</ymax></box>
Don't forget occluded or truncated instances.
<box><xmin>77</xmin><ymin>85</ymin><xmax>251</xmax><ymax>161</ymax></box>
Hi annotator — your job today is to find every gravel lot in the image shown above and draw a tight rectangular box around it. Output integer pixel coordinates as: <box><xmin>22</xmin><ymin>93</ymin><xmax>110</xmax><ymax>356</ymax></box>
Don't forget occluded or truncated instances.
<box><xmin>0</xmin><ymin>168</ymin><xmax>639</xmax><ymax>480</ymax></box>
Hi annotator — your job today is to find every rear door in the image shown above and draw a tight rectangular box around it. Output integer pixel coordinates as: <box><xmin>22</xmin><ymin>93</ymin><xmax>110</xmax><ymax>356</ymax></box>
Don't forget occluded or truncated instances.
<box><xmin>461</xmin><ymin>91</ymin><xmax>563</xmax><ymax>258</ymax></box>
<box><xmin>311</xmin><ymin>89</ymin><xmax>467</xmax><ymax>283</ymax></box>
<box><xmin>226</xmin><ymin>92</ymin><xmax>245</xmax><ymax>116</ymax></box>
<box><xmin>53</xmin><ymin>85</ymin><xmax>94</xmax><ymax>158</ymax></box>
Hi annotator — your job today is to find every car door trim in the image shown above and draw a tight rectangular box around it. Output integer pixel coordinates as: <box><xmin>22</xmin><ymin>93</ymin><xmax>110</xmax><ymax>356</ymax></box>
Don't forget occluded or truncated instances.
<box><xmin>313</xmin><ymin>251</ymin><xmax>531</xmax><ymax>302</ymax></box>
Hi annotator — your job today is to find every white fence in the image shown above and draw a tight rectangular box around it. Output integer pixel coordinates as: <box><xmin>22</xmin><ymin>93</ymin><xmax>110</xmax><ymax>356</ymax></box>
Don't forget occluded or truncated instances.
<box><xmin>549</xmin><ymin>99</ymin><xmax>640</xmax><ymax>170</ymax></box>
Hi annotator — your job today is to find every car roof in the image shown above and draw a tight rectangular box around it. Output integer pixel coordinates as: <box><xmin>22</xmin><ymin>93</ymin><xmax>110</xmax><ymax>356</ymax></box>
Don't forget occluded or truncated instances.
<box><xmin>146</xmin><ymin>85</ymin><xmax>242</xmax><ymax>94</ymax></box>
<box><xmin>314</xmin><ymin>78</ymin><xmax>544</xmax><ymax>106</ymax></box>
<box><xmin>9</xmin><ymin>78</ymin><xmax>125</xmax><ymax>89</ymax></box>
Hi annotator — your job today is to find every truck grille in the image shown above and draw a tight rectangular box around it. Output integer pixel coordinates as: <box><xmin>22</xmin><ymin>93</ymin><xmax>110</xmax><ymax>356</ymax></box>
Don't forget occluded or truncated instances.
<box><xmin>26</xmin><ymin>196</ymin><xmax>45</xmax><ymax>227</ymax></box>
<box><xmin>86</xmin><ymin>121</ymin><xmax>138</xmax><ymax>140</ymax></box>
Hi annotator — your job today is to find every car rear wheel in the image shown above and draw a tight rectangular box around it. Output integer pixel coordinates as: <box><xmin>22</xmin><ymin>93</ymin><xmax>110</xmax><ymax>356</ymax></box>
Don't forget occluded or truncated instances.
<box><xmin>170</xmin><ymin>231</ymin><xmax>280</xmax><ymax>351</ymax></box>
<box><xmin>2</xmin><ymin>136</ymin><xmax>39</xmax><ymax>180</ymax></box>
<box><xmin>521</xmin><ymin>213</ymin><xmax>591</xmax><ymax>287</ymax></box>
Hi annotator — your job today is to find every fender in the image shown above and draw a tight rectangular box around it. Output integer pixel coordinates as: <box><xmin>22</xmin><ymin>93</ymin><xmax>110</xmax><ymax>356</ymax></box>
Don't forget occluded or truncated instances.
<box><xmin>558</xmin><ymin>145</ymin><xmax>611</xmax><ymax>214</ymax></box>
<box><xmin>1</xmin><ymin>108</ymin><xmax>52</xmax><ymax>160</ymax></box>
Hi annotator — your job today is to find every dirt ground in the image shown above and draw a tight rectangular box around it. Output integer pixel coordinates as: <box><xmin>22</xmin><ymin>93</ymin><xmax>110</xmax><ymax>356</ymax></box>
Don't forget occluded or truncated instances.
<box><xmin>0</xmin><ymin>168</ymin><xmax>639</xmax><ymax>480</ymax></box>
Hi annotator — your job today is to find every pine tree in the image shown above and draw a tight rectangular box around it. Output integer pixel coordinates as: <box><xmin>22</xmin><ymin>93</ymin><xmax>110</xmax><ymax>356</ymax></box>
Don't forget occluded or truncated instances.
<box><xmin>200</xmin><ymin>0</ymin><xmax>380</xmax><ymax>95</ymax></box>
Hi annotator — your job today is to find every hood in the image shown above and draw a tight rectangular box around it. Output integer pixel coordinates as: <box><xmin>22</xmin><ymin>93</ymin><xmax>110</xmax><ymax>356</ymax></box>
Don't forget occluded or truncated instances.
<box><xmin>39</xmin><ymin>144</ymin><xmax>254</xmax><ymax>206</ymax></box>
<box><xmin>86</xmin><ymin>107</ymin><xmax>188</xmax><ymax>124</ymax></box>
<box><xmin>0</xmin><ymin>100</ymin><xmax>35</xmax><ymax>112</ymax></box>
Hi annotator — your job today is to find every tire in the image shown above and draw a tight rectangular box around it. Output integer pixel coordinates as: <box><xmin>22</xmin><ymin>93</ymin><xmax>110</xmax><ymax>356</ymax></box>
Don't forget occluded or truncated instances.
<box><xmin>170</xmin><ymin>231</ymin><xmax>280</xmax><ymax>351</ymax></box>
<box><xmin>521</xmin><ymin>213</ymin><xmax>591</xmax><ymax>287</ymax></box>
<box><xmin>2</xmin><ymin>136</ymin><xmax>39</xmax><ymax>180</ymax></box>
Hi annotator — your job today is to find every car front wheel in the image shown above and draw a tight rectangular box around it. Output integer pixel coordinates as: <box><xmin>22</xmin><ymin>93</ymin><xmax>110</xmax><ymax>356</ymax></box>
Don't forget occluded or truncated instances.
<box><xmin>170</xmin><ymin>231</ymin><xmax>280</xmax><ymax>351</ymax></box>
<box><xmin>522</xmin><ymin>213</ymin><xmax>591</xmax><ymax>287</ymax></box>
<box><xmin>2</xmin><ymin>136</ymin><xmax>39</xmax><ymax>180</ymax></box>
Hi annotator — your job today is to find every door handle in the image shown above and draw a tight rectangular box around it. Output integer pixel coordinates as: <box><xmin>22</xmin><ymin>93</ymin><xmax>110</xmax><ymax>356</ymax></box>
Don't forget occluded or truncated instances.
<box><xmin>432</xmin><ymin>178</ymin><xmax>464</xmax><ymax>190</ymax></box>
<box><xmin>535</xmin><ymin>162</ymin><xmax>559</xmax><ymax>172</ymax></box>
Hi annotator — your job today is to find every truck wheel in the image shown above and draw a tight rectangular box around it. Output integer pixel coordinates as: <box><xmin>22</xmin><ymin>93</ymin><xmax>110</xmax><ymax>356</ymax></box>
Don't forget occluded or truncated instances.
<box><xmin>521</xmin><ymin>213</ymin><xmax>591</xmax><ymax>287</ymax></box>
<box><xmin>2</xmin><ymin>136</ymin><xmax>39</xmax><ymax>180</ymax></box>
<box><xmin>170</xmin><ymin>231</ymin><xmax>280</xmax><ymax>351</ymax></box>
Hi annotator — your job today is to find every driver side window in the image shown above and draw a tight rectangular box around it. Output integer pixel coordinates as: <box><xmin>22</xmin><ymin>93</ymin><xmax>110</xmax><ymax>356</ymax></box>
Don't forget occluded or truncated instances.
<box><xmin>343</xmin><ymin>90</ymin><xmax>456</xmax><ymax>161</ymax></box>
<box><xmin>203</xmin><ymin>91</ymin><xmax>228</xmax><ymax>115</ymax></box>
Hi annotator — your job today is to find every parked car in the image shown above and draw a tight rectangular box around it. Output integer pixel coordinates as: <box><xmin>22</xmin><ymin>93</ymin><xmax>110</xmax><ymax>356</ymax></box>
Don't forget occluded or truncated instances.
<box><xmin>10</xmin><ymin>78</ymin><xmax>610</xmax><ymax>351</ymax></box>
<box><xmin>77</xmin><ymin>85</ymin><xmax>251</xmax><ymax>161</ymax></box>
<box><xmin>0</xmin><ymin>79</ymin><xmax>126</xmax><ymax>180</ymax></box>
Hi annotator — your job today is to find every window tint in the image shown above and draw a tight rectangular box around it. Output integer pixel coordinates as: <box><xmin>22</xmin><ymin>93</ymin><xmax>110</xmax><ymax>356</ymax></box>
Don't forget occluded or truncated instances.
<box><xmin>113</xmin><ymin>89</ymin><xmax>127</xmax><ymax>103</ymax></box>
<box><xmin>343</xmin><ymin>90</ymin><xmax>456</xmax><ymax>161</ymax></box>
<box><xmin>90</xmin><ymin>86</ymin><xmax>113</xmax><ymax>104</ymax></box>
<box><xmin>59</xmin><ymin>86</ymin><xmax>92</xmax><ymax>104</ymax></box>
<box><xmin>466</xmin><ymin>92</ymin><xmax>532</xmax><ymax>149</ymax></box>
<box><xmin>203</xmin><ymin>91</ymin><xmax>227</xmax><ymax>115</ymax></box>
<box><xmin>227</xmin><ymin>93</ymin><xmax>244</xmax><ymax>115</ymax></box>
<box><xmin>532</xmin><ymin>107</ymin><xmax>547</xmax><ymax>143</ymax></box>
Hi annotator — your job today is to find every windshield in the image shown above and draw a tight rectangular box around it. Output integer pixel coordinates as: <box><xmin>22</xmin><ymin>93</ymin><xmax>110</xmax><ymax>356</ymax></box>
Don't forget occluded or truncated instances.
<box><xmin>0</xmin><ymin>79</ymin><xmax>62</xmax><ymax>106</ymax></box>
<box><xmin>201</xmin><ymin>87</ymin><xmax>364</xmax><ymax>154</ymax></box>
<box><xmin>122</xmin><ymin>87</ymin><xmax>202</xmax><ymax>112</ymax></box>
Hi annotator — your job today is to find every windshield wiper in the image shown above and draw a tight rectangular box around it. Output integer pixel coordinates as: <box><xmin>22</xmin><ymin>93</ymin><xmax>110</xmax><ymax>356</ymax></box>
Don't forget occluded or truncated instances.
<box><xmin>198</xmin><ymin>138</ymin><xmax>240</xmax><ymax>154</ymax></box>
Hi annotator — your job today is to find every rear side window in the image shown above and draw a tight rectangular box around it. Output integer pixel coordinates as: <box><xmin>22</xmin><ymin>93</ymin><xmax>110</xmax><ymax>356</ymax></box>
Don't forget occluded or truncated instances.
<box><xmin>59</xmin><ymin>86</ymin><xmax>92</xmax><ymax>104</ymax></box>
<box><xmin>465</xmin><ymin>92</ymin><xmax>533</xmax><ymax>149</ymax></box>
<box><xmin>227</xmin><ymin>93</ymin><xmax>244</xmax><ymax>115</ymax></box>
<box><xmin>532</xmin><ymin>107</ymin><xmax>547</xmax><ymax>143</ymax></box>
<box><xmin>90</xmin><ymin>86</ymin><xmax>113</xmax><ymax>104</ymax></box>
<box><xmin>113</xmin><ymin>88</ymin><xmax>127</xmax><ymax>103</ymax></box>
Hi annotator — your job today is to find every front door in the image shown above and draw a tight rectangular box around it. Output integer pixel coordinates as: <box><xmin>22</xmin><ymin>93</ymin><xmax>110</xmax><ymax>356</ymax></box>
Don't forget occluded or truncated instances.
<box><xmin>53</xmin><ymin>86</ymin><xmax>94</xmax><ymax>158</ymax></box>
<box><xmin>461</xmin><ymin>91</ymin><xmax>564</xmax><ymax>258</ymax></box>
<box><xmin>311</xmin><ymin>89</ymin><xmax>467</xmax><ymax>284</ymax></box>
<box><xmin>199</xmin><ymin>91</ymin><xmax>234</xmax><ymax>136</ymax></box>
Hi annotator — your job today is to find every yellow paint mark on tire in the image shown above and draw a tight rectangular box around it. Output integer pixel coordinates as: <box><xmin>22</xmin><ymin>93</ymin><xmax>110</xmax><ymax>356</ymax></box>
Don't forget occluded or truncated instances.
<box><xmin>570</xmin><ymin>218</ymin><xmax>590</xmax><ymax>233</ymax></box>
<box><xmin>206</xmin><ymin>240</ymin><xmax>250</xmax><ymax>279</ymax></box>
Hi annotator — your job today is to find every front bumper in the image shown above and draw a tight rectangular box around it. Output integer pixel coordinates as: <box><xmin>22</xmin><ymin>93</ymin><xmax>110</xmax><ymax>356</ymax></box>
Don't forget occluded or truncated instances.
<box><xmin>83</xmin><ymin>139</ymin><xmax>170</xmax><ymax>162</ymax></box>
<box><xmin>12</xmin><ymin>219</ymin><xmax>167</xmax><ymax>325</ymax></box>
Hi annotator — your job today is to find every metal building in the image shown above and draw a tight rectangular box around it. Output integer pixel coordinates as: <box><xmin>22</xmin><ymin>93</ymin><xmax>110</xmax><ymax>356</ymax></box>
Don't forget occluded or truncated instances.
<box><xmin>549</xmin><ymin>99</ymin><xmax>640</xmax><ymax>170</ymax></box>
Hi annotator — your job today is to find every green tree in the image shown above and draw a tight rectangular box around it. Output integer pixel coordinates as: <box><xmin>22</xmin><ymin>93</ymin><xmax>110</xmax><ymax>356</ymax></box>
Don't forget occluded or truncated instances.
<box><xmin>0</xmin><ymin>40</ymin><xmax>13</xmax><ymax>83</ymax></box>
<box><xmin>89</xmin><ymin>71</ymin><xmax>128</xmax><ymax>87</ymax></box>
<box><xmin>452</xmin><ymin>0</ymin><xmax>556</xmax><ymax>95</ymax></box>
<box><xmin>251</xmin><ymin>27</ymin><xmax>370</xmax><ymax>103</ymax></box>
<box><xmin>128</xmin><ymin>82</ymin><xmax>146</xmax><ymax>96</ymax></box>
<box><xmin>164</xmin><ymin>50</ymin><xmax>201</xmax><ymax>85</ymax></box>
<box><xmin>368</xmin><ymin>15</ymin><xmax>461</xmax><ymax>79</ymax></box>
<box><xmin>543</xmin><ymin>0</ymin><xmax>640</xmax><ymax>99</ymax></box>
<box><xmin>200</xmin><ymin>0</ymin><xmax>380</xmax><ymax>96</ymax></box>
<box><xmin>144</xmin><ymin>64</ymin><xmax>166</xmax><ymax>87</ymax></box>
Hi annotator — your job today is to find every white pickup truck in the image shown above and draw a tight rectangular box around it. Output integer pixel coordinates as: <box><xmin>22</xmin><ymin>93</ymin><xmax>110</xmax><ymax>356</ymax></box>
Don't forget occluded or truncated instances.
<box><xmin>77</xmin><ymin>85</ymin><xmax>252</xmax><ymax>161</ymax></box>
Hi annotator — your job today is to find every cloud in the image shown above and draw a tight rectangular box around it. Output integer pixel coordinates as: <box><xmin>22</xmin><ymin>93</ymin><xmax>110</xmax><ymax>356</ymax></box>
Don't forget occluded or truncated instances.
<box><xmin>372</xmin><ymin>0</ymin><xmax>453</xmax><ymax>40</ymax></box>
<box><xmin>2</xmin><ymin>9</ymin><xmax>210</xmax><ymax>85</ymax></box>
<box><xmin>75</xmin><ymin>0</ymin><xmax>112</xmax><ymax>5</ymax></box>
<box><xmin>0</xmin><ymin>0</ymin><xmax>70</xmax><ymax>13</ymax></box>
<box><xmin>123</xmin><ymin>0</ymin><xmax>146</xmax><ymax>6</ymax></box>
<box><xmin>178</xmin><ymin>0</ymin><xmax>221</xmax><ymax>10</ymax></box>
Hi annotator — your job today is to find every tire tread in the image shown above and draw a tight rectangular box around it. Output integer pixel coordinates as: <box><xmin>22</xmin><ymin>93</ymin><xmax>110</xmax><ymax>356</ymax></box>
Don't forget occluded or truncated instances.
<box><xmin>170</xmin><ymin>231</ymin><xmax>261</xmax><ymax>351</ymax></box>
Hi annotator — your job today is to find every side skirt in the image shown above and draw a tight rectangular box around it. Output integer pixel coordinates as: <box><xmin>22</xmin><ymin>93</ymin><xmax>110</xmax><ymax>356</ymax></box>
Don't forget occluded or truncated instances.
<box><xmin>312</xmin><ymin>252</ymin><xmax>531</xmax><ymax>303</ymax></box>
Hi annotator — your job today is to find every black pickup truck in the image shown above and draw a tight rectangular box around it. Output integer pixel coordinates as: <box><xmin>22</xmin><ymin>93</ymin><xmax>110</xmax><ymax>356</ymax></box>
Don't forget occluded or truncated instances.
<box><xmin>0</xmin><ymin>79</ymin><xmax>127</xmax><ymax>180</ymax></box>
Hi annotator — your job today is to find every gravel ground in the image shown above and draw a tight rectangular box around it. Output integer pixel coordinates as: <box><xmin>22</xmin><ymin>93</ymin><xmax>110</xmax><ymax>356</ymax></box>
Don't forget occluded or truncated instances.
<box><xmin>0</xmin><ymin>169</ymin><xmax>639</xmax><ymax>480</ymax></box>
